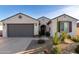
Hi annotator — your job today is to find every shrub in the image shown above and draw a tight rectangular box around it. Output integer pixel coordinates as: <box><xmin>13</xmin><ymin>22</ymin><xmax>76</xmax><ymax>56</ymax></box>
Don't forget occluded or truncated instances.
<box><xmin>75</xmin><ymin>45</ymin><xmax>79</xmax><ymax>53</ymax></box>
<box><xmin>52</xmin><ymin>45</ymin><xmax>61</xmax><ymax>54</ymax></box>
<box><xmin>67</xmin><ymin>34</ymin><xmax>71</xmax><ymax>39</ymax></box>
<box><xmin>39</xmin><ymin>31</ymin><xmax>42</xmax><ymax>37</ymax></box>
<box><xmin>45</xmin><ymin>32</ymin><xmax>50</xmax><ymax>37</ymax></box>
<box><xmin>60</xmin><ymin>32</ymin><xmax>67</xmax><ymax>41</ymax></box>
<box><xmin>71</xmin><ymin>36</ymin><xmax>79</xmax><ymax>42</ymax></box>
<box><xmin>53</xmin><ymin>32</ymin><xmax>60</xmax><ymax>45</ymax></box>
<box><xmin>37</xmin><ymin>39</ymin><xmax>45</xmax><ymax>44</ymax></box>
<box><xmin>77</xmin><ymin>36</ymin><xmax>79</xmax><ymax>42</ymax></box>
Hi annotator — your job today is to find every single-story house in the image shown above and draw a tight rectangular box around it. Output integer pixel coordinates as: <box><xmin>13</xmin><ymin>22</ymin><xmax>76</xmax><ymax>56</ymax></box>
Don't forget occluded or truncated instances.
<box><xmin>1</xmin><ymin>13</ymin><xmax>78</xmax><ymax>37</ymax></box>
<box><xmin>1</xmin><ymin>13</ymin><xmax>39</xmax><ymax>37</ymax></box>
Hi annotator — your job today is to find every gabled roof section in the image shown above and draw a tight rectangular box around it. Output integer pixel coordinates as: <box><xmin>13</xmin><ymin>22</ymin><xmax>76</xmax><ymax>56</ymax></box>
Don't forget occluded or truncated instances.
<box><xmin>51</xmin><ymin>14</ymin><xmax>78</xmax><ymax>21</ymax></box>
<box><xmin>38</xmin><ymin>16</ymin><xmax>50</xmax><ymax>20</ymax></box>
<box><xmin>1</xmin><ymin>13</ymin><xmax>38</xmax><ymax>22</ymax></box>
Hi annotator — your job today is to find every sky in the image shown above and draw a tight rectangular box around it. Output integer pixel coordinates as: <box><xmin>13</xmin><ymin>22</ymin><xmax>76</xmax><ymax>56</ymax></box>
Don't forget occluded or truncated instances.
<box><xmin>0</xmin><ymin>5</ymin><xmax>79</xmax><ymax>20</ymax></box>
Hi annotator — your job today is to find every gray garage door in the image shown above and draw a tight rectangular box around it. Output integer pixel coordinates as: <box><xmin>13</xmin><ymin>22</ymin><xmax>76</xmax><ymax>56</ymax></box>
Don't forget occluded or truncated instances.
<box><xmin>7</xmin><ymin>24</ymin><xmax>34</xmax><ymax>37</ymax></box>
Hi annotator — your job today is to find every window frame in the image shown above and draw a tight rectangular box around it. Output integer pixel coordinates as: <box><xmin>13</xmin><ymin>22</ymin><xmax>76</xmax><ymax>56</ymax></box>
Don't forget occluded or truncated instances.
<box><xmin>57</xmin><ymin>21</ymin><xmax>72</xmax><ymax>33</ymax></box>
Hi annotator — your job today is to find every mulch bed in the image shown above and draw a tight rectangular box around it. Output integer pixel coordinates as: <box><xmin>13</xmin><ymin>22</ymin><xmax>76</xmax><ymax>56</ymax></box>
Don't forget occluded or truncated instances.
<box><xmin>61</xmin><ymin>43</ymin><xmax>79</xmax><ymax>54</ymax></box>
<box><xmin>26</xmin><ymin>40</ymin><xmax>51</xmax><ymax>50</ymax></box>
<box><xmin>54</xmin><ymin>43</ymin><xmax>79</xmax><ymax>54</ymax></box>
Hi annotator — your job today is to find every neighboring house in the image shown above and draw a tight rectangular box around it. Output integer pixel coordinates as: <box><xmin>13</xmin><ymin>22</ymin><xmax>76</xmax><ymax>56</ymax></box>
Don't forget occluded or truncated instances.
<box><xmin>1</xmin><ymin>13</ymin><xmax>78</xmax><ymax>37</ymax></box>
<box><xmin>1</xmin><ymin>13</ymin><xmax>39</xmax><ymax>37</ymax></box>
<box><xmin>49</xmin><ymin>14</ymin><xmax>78</xmax><ymax>37</ymax></box>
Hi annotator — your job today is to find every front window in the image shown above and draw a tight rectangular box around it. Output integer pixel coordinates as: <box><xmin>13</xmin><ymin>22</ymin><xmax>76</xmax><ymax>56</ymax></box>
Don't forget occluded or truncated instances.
<box><xmin>60</xmin><ymin>22</ymin><xmax>69</xmax><ymax>32</ymax></box>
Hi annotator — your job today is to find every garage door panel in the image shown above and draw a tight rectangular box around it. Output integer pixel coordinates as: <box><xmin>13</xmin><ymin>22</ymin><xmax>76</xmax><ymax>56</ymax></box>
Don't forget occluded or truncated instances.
<box><xmin>7</xmin><ymin>24</ymin><xmax>34</xmax><ymax>37</ymax></box>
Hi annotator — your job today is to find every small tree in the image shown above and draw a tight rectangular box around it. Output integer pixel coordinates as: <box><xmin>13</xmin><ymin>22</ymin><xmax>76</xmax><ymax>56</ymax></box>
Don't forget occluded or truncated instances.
<box><xmin>53</xmin><ymin>32</ymin><xmax>60</xmax><ymax>45</ymax></box>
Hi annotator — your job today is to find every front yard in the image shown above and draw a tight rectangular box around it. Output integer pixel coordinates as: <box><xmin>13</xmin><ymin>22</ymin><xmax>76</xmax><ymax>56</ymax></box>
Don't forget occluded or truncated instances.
<box><xmin>23</xmin><ymin>32</ymin><xmax>79</xmax><ymax>54</ymax></box>
<box><xmin>51</xmin><ymin>32</ymin><xmax>79</xmax><ymax>54</ymax></box>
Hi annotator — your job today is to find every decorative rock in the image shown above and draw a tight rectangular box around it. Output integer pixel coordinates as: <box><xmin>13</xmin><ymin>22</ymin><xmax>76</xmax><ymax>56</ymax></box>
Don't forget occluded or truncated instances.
<box><xmin>64</xmin><ymin>39</ymin><xmax>74</xmax><ymax>44</ymax></box>
<box><xmin>62</xmin><ymin>43</ymin><xmax>79</xmax><ymax>54</ymax></box>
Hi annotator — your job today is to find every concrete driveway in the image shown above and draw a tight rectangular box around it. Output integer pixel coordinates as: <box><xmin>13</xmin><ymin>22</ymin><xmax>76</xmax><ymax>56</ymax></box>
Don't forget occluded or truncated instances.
<box><xmin>0</xmin><ymin>37</ymin><xmax>48</xmax><ymax>54</ymax></box>
<box><xmin>0</xmin><ymin>37</ymin><xmax>33</xmax><ymax>54</ymax></box>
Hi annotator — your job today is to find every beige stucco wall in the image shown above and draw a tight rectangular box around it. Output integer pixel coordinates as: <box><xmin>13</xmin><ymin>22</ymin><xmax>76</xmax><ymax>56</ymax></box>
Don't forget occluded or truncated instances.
<box><xmin>0</xmin><ymin>22</ymin><xmax>3</xmax><ymax>30</ymax></box>
<box><xmin>2</xmin><ymin>14</ymin><xmax>39</xmax><ymax>37</ymax></box>
<box><xmin>49</xmin><ymin>14</ymin><xmax>77</xmax><ymax>37</ymax></box>
<box><xmin>49</xmin><ymin>19</ymin><xmax>57</xmax><ymax>37</ymax></box>
<box><xmin>76</xmin><ymin>28</ymin><xmax>79</xmax><ymax>36</ymax></box>
<box><xmin>38</xmin><ymin>17</ymin><xmax>50</xmax><ymax>26</ymax></box>
<box><xmin>38</xmin><ymin>17</ymin><xmax>50</xmax><ymax>32</ymax></box>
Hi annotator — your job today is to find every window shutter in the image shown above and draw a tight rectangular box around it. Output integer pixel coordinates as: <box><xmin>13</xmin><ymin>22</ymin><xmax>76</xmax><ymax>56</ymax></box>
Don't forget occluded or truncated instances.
<box><xmin>69</xmin><ymin>22</ymin><xmax>72</xmax><ymax>32</ymax></box>
<box><xmin>57</xmin><ymin>21</ymin><xmax>60</xmax><ymax>32</ymax></box>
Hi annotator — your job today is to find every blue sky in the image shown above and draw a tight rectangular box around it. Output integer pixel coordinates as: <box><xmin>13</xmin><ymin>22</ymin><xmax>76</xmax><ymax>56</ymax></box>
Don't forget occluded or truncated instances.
<box><xmin>0</xmin><ymin>5</ymin><xmax>79</xmax><ymax>20</ymax></box>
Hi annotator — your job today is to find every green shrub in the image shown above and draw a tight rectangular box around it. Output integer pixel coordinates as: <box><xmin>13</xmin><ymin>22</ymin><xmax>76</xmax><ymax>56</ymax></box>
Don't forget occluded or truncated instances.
<box><xmin>45</xmin><ymin>32</ymin><xmax>50</xmax><ymax>37</ymax></box>
<box><xmin>52</xmin><ymin>45</ymin><xmax>61</xmax><ymax>54</ymax></box>
<box><xmin>39</xmin><ymin>31</ymin><xmax>42</xmax><ymax>37</ymax></box>
<box><xmin>60</xmin><ymin>32</ymin><xmax>67</xmax><ymax>41</ymax></box>
<box><xmin>75</xmin><ymin>45</ymin><xmax>79</xmax><ymax>53</ymax></box>
<box><xmin>67</xmin><ymin>34</ymin><xmax>71</xmax><ymax>39</ymax></box>
<box><xmin>71</xmin><ymin>36</ymin><xmax>79</xmax><ymax>42</ymax></box>
<box><xmin>53</xmin><ymin>32</ymin><xmax>60</xmax><ymax>45</ymax></box>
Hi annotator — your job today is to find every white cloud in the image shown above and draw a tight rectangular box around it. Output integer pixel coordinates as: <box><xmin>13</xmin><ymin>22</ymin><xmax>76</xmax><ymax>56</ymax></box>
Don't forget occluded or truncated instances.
<box><xmin>46</xmin><ymin>6</ymin><xmax>79</xmax><ymax>19</ymax></box>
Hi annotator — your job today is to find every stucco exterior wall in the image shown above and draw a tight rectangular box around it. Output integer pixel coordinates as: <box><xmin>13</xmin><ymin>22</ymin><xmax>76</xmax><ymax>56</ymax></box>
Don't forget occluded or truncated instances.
<box><xmin>0</xmin><ymin>22</ymin><xmax>3</xmax><ymax>30</ymax></box>
<box><xmin>2</xmin><ymin>14</ymin><xmax>39</xmax><ymax>37</ymax></box>
<box><xmin>38</xmin><ymin>17</ymin><xmax>50</xmax><ymax>26</ymax></box>
<box><xmin>49</xmin><ymin>19</ymin><xmax>57</xmax><ymax>37</ymax></box>
<box><xmin>3</xmin><ymin>23</ymin><xmax>7</xmax><ymax>37</ymax></box>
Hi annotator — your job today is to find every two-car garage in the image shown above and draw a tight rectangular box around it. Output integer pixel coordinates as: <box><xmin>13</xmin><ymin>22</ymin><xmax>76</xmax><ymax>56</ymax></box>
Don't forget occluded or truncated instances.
<box><xmin>2</xmin><ymin>13</ymin><xmax>39</xmax><ymax>37</ymax></box>
<box><xmin>7</xmin><ymin>24</ymin><xmax>34</xmax><ymax>37</ymax></box>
